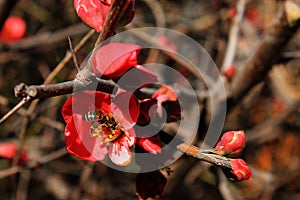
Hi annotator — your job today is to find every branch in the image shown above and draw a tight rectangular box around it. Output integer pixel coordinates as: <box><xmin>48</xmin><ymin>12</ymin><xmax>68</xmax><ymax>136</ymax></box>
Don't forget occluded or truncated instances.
<box><xmin>96</xmin><ymin>0</ymin><xmax>129</xmax><ymax>46</ymax></box>
<box><xmin>177</xmin><ymin>143</ymin><xmax>232</xmax><ymax>169</ymax></box>
<box><xmin>14</xmin><ymin>76</ymin><xmax>116</xmax><ymax>100</ymax></box>
<box><xmin>157</xmin><ymin>129</ymin><xmax>232</xmax><ymax>170</ymax></box>
<box><xmin>230</xmin><ymin>1</ymin><xmax>300</xmax><ymax>106</ymax></box>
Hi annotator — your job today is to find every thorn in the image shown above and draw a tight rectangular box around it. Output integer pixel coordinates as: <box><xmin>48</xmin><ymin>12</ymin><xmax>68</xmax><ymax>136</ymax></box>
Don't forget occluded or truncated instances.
<box><xmin>68</xmin><ymin>36</ymin><xmax>80</xmax><ymax>72</ymax></box>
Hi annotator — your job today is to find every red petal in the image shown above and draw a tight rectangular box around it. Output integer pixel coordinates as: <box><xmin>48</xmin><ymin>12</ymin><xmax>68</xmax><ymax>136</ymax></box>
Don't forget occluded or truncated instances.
<box><xmin>109</xmin><ymin>142</ymin><xmax>132</xmax><ymax>166</ymax></box>
<box><xmin>138</xmin><ymin>135</ymin><xmax>161</xmax><ymax>154</ymax></box>
<box><xmin>112</xmin><ymin>90</ymin><xmax>140</xmax><ymax>129</ymax></box>
<box><xmin>74</xmin><ymin>0</ymin><xmax>110</xmax><ymax>32</ymax></box>
<box><xmin>117</xmin><ymin>65</ymin><xmax>158</xmax><ymax>89</ymax></box>
<box><xmin>65</xmin><ymin>116</ymin><xmax>108</xmax><ymax>162</ymax></box>
<box><xmin>123</xmin><ymin>128</ymin><xmax>136</xmax><ymax>147</ymax></box>
<box><xmin>92</xmin><ymin>43</ymin><xmax>141</xmax><ymax>79</ymax></box>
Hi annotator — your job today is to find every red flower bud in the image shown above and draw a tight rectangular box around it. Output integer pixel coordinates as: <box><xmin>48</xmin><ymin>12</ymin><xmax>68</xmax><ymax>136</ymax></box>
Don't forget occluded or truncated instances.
<box><xmin>0</xmin><ymin>16</ymin><xmax>26</xmax><ymax>44</ymax></box>
<box><xmin>222</xmin><ymin>65</ymin><xmax>236</xmax><ymax>80</ymax></box>
<box><xmin>214</xmin><ymin>130</ymin><xmax>245</xmax><ymax>155</ymax></box>
<box><xmin>226</xmin><ymin>159</ymin><xmax>252</xmax><ymax>181</ymax></box>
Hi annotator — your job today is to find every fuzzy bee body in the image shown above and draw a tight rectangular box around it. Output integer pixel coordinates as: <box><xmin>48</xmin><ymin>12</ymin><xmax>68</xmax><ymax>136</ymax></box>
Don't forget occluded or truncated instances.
<box><xmin>83</xmin><ymin>110</ymin><xmax>124</xmax><ymax>142</ymax></box>
<box><xmin>82</xmin><ymin>110</ymin><xmax>102</xmax><ymax>122</ymax></box>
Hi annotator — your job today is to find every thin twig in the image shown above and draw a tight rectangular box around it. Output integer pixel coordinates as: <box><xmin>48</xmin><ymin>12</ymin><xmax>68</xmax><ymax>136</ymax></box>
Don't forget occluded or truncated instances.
<box><xmin>44</xmin><ymin>29</ymin><xmax>95</xmax><ymax>85</ymax></box>
<box><xmin>221</xmin><ymin>0</ymin><xmax>246</xmax><ymax>71</ymax></box>
<box><xmin>0</xmin><ymin>97</ymin><xmax>30</xmax><ymax>124</ymax></box>
<box><xmin>68</xmin><ymin>36</ymin><xmax>80</xmax><ymax>72</ymax></box>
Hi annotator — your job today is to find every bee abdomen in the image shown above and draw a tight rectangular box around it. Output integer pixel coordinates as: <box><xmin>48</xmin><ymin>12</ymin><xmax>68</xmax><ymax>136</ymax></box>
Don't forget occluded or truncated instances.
<box><xmin>83</xmin><ymin>110</ymin><xmax>100</xmax><ymax>121</ymax></box>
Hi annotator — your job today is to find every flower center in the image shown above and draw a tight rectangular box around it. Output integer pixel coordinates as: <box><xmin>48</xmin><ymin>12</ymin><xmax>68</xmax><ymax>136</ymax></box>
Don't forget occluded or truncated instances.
<box><xmin>83</xmin><ymin>110</ymin><xmax>124</xmax><ymax>142</ymax></box>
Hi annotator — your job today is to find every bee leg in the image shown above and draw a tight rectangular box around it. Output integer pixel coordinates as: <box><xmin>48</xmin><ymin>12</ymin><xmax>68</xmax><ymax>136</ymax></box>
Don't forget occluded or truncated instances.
<box><xmin>90</xmin><ymin>122</ymin><xmax>99</xmax><ymax>137</ymax></box>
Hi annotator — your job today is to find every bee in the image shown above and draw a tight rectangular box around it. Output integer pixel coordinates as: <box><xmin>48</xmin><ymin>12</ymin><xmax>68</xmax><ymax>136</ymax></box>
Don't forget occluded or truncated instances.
<box><xmin>83</xmin><ymin>110</ymin><xmax>124</xmax><ymax>142</ymax></box>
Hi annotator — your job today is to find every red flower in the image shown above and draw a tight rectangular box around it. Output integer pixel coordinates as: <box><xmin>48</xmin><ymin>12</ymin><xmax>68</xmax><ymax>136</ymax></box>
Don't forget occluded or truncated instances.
<box><xmin>61</xmin><ymin>91</ymin><xmax>139</xmax><ymax>166</ymax></box>
<box><xmin>0</xmin><ymin>16</ymin><xmax>26</xmax><ymax>44</ymax></box>
<box><xmin>214</xmin><ymin>130</ymin><xmax>246</xmax><ymax>156</ymax></box>
<box><xmin>227</xmin><ymin>159</ymin><xmax>252</xmax><ymax>181</ymax></box>
<box><xmin>0</xmin><ymin>142</ymin><xmax>28</xmax><ymax>164</ymax></box>
<box><xmin>74</xmin><ymin>0</ymin><xmax>135</xmax><ymax>32</ymax></box>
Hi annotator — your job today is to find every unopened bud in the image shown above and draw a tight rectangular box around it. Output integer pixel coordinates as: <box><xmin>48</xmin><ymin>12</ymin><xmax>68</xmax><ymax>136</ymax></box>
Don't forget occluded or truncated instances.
<box><xmin>224</xmin><ymin>158</ymin><xmax>252</xmax><ymax>181</ymax></box>
<box><xmin>214</xmin><ymin>130</ymin><xmax>245</xmax><ymax>155</ymax></box>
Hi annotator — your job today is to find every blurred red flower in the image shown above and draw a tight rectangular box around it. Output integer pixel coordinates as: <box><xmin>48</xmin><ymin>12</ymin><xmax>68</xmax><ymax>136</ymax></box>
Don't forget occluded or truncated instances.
<box><xmin>74</xmin><ymin>0</ymin><xmax>135</xmax><ymax>32</ymax></box>
<box><xmin>0</xmin><ymin>142</ymin><xmax>28</xmax><ymax>165</ymax></box>
<box><xmin>0</xmin><ymin>16</ymin><xmax>26</xmax><ymax>44</ymax></box>
<box><xmin>61</xmin><ymin>91</ymin><xmax>139</xmax><ymax>166</ymax></box>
